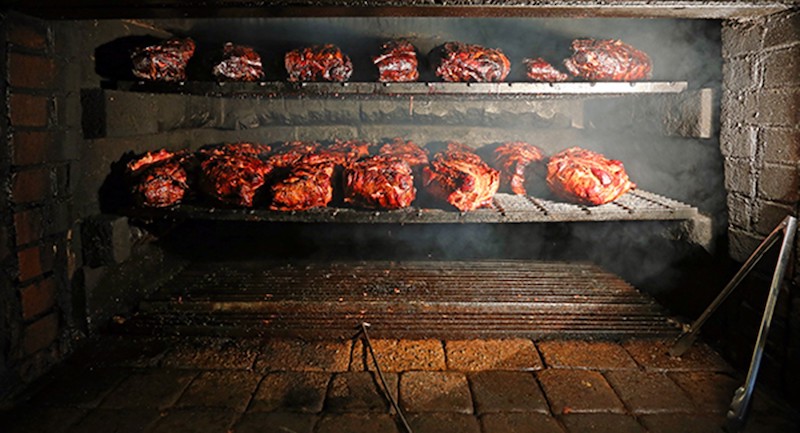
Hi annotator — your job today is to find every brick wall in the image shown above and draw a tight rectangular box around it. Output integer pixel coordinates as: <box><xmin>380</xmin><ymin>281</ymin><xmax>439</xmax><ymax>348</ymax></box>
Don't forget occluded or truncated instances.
<box><xmin>0</xmin><ymin>13</ymin><xmax>80</xmax><ymax>402</ymax></box>
<box><xmin>719</xmin><ymin>9</ymin><xmax>800</xmax><ymax>404</ymax></box>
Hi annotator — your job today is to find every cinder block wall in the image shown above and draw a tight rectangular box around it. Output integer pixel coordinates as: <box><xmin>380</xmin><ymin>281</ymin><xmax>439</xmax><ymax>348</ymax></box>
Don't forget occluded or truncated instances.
<box><xmin>720</xmin><ymin>9</ymin><xmax>800</xmax><ymax>404</ymax></box>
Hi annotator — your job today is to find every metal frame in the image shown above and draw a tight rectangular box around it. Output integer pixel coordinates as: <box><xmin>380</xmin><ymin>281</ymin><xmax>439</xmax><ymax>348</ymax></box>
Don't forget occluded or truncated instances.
<box><xmin>668</xmin><ymin>215</ymin><xmax>797</xmax><ymax>432</ymax></box>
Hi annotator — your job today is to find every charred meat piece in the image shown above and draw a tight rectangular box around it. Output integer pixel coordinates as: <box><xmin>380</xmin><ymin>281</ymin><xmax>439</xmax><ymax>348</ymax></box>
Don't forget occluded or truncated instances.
<box><xmin>445</xmin><ymin>142</ymin><xmax>477</xmax><ymax>154</ymax></box>
<box><xmin>563</xmin><ymin>39</ymin><xmax>652</xmax><ymax>81</ymax></box>
<box><xmin>201</xmin><ymin>142</ymin><xmax>271</xmax><ymax>158</ymax></box>
<box><xmin>266</xmin><ymin>141</ymin><xmax>320</xmax><ymax>169</ymax></box>
<box><xmin>212</xmin><ymin>43</ymin><xmax>264</xmax><ymax>82</ymax></box>
<box><xmin>285</xmin><ymin>44</ymin><xmax>353</xmax><ymax>82</ymax></box>
<box><xmin>492</xmin><ymin>142</ymin><xmax>546</xmax><ymax>195</ymax></box>
<box><xmin>326</xmin><ymin>139</ymin><xmax>372</xmax><ymax>163</ymax></box>
<box><xmin>131</xmin><ymin>38</ymin><xmax>195</xmax><ymax>82</ymax></box>
<box><xmin>433</xmin><ymin>42</ymin><xmax>510</xmax><ymax>83</ymax></box>
<box><xmin>344</xmin><ymin>155</ymin><xmax>416</xmax><ymax>210</ymax></box>
<box><xmin>378</xmin><ymin>138</ymin><xmax>429</xmax><ymax>167</ymax></box>
<box><xmin>546</xmin><ymin>147</ymin><xmax>635</xmax><ymax>205</ymax></box>
<box><xmin>524</xmin><ymin>58</ymin><xmax>570</xmax><ymax>82</ymax></box>
<box><xmin>269</xmin><ymin>163</ymin><xmax>334</xmax><ymax>211</ymax></box>
<box><xmin>422</xmin><ymin>150</ymin><xmax>500</xmax><ymax>211</ymax></box>
<box><xmin>373</xmin><ymin>40</ymin><xmax>419</xmax><ymax>82</ymax></box>
<box><xmin>198</xmin><ymin>153</ymin><xmax>271</xmax><ymax>207</ymax></box>
<box><xmin>127</xmin><ymin>149</ymin><xmax>189</xmax><ymax>208</ymax></box>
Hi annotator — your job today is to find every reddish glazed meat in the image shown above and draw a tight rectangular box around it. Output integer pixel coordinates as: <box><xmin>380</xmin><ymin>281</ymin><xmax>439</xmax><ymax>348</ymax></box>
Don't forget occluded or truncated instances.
<box><xmin>131</xmin><ymin>38</ymin><xmax>195</xmax><ymax>82</ymax></box>
<box><xmin>492</xmin><ymin>142</ymin><xmax>546</xmax><ymax>195</ymax></box>
<box><xmin>378</xmin><ymin>138</ymin><xmax>429</xmax><ymax>168</ymax></box>
<box><xmin>546</xmin><ymin>147</ymin><xmax>636</xmax><ymax>205</ymax></box>
<box><xmin>524</xmin><ymin>58</ymin><xmax>569</xmax><ymax>82</ymax></box>
<box><xmin>344</xmin><ymin>155</ymin><xmax>416</xmax><ymax>210</ymax></box>
<box><xmin>127</xmin><ymin>149</ymin><xmax>189</xmax><ymax>208</ymax></box>
<box><xmin>212</xmin><ymin>43</ymin><xmax>264</xmax><ymax>82</ymax></box>
<box><xmin>285</xmin><ymin>44</ymin><xmax>353</xmax><ymax>82</ymax></box>
<box><xmin>202</xmin><ymin>142</ymin><xmax>271</xmax><ymax>158</ymax></box>
<box><xmin>563</xmin><ymin>39</ymin><xmax>652</xmax><ymax>81</ymax></box>
<box><xmin>422</xmin><ymin>150</ymin><xmax>500</xmax><ymax>211</ymax></box>
<box><xmin>433</xmin><ymin>42</ymin><xmax>510</xmax><ymax>83</ymax></box>
<box><xmin>373</xmin><ymin>40</ymin><xmax>419</xmax><ymax>82</ymax></box>
<box><xmin>326</xmin><ymin>139</ymin><xmax>372</xmax><ymax>163</ymax></box>
<box><xmin>269</xmin><ymin>163</ymin><xmax>334</xmax><ymax>211</ymax></box>
<box><xmin>198</xmin><ymin>153</ymin><xmax>272</xmax><ymax>207</ymax></box>
<box><xmin>266</xmin><ymin>141</ymin><xmax>320</xmax><ymax>169</ymax></box>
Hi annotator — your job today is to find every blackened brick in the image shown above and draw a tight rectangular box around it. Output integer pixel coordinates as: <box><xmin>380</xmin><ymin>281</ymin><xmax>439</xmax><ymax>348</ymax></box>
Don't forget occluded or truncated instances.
<box><xmin>9</xmin><ymin>53</ymin><xmax>56</xmax><ymax>89</ymax></box>
<box><xmin>18</xmin><ymin>245</ymin><xmax>44</xmax><ymax>281</ymax></box>
<box><xmin>560</xmin><ymin>414</ymin><xmax>646</xmax><ymax>433</ymax></box>
<box><xmin>100</xmin><ymin>369</ymin><xmax>197</xmax><ymax>410</ymax></box>
<box><xmin>147</xmin><ymin>409</ymin><xmax>236</xmax><ymax>433</ymax></box>
<box><xmin>175</xmin><ymin>370</ymin><xmax>261</xmax><ymax>411</ymax></box>
<box><xmin>11</xmin><ymin>167</ymin><xmax>52</xmax><ymax>204</ymax></box>
<box><xmin>249</xmin><ymin>372</ymin><xmax>330</xmax><ymax>413</ymax></box>
<box><xmin>23</xmin><ymin>312</ymin><xmax>59</xmax><ymax>355</ymax></box>
<box><xmin>315</xmin><ymin>414</ymin><xmax>399</xmax><ymax>433</ymax></box>
<box><xmin>408</xmin><ymin>413</ymin><xmax>481</xmax><ymax>433</ymax></box>
<box><xmin>668</xmin><ymin>372</ymin><xmax>739</xmax><ymax>413</ymax></box>
<box><xmin>325</xmin><ymin>372</ymin><xmax>397</xmax><ymax>413</ymax></box>
<box><xmin>400</xmin><ymin>371</ymin><xmax>473</xmax><ymax>413</ymax></box>
<box><xmin>7</xmin><ymin>22</ymin><xmax>48</xmax><ymax>51</ymax></box>
<box><xmin>10</xmin><ymin>94</ymin><xmax>49</xmax><ymax>127</ymax></box>
<box><xmin>469</xmin><ymin>371</ymin><xmax>549</xmax><ymax>414</ymax></box>
<box><xmin>603</xmin><ymin>370</ymin><xmax>694</xmax><ymax>414</ymax></box>
<box><xmin>12</xmin><ymin>131</ymin><xmax>50</xmax><ymax>166</ymax></box>
<box><xmin>762</xmin><ymin>128</ymin><xmax>800</xmax><ymax>163</ymax></box>
<box><xmin>729</xmin><ymin>228</ymin><xmax>764</xmax><ymax>262</ymax></box>
<box><xmin>753</xmin><ymin>200</ymin><xmax>794</xmax><ymax>235</ymax></box>
<box><xmin>758</xmin><ymin>163</ymin><xmax>799</xmax><ymax>203</ymax></box>
<box><xmin>764</xmin><ymin>10</ymin><xmax>800</xmax><ymax>49</ymax></box>
<box><xmin>14</xmin><ymin>208</ymin><xmax>44</xmax><ymax>246</ymax></box>
<box><xmin>234</xmin><ymin>412</ymin><xmax>317</xmax><ymax>433</ymax></box>
<box><xmin>20</xmin><ymin>276</ymin><xmax>57</xmax><ymax>320</ymax></box>
<box><xmin>764</xmin><ymin>46</ymin><xmax>800</xmax><ymax>88</ymax></box>
<box><xmin>0</xmin><ymin>226</ymin><xmax>9</xmax><ymax>261</ymax></box>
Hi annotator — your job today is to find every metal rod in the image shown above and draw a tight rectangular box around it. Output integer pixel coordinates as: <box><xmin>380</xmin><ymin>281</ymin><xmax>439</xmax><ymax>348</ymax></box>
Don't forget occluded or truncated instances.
<box><xmin>359</xmin><ymin>322</ymin><xmax>414</xmax><ymax>433</ymax></box>
<box><xmin>669</xmin><ymin>216</ymin><xmax>791</xmax><ymax>357</ymax></box>
<box><xmin>725</xmin><ymin>216</ymin><xmax>797</xmax><ymax>432</ymax></box>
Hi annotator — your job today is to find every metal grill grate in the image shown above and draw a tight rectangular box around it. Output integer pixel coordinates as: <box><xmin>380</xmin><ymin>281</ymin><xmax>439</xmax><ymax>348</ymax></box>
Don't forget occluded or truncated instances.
<box><xmin>120</xmin><ymin>260</ymin><xmax>683</xmax><ymax>339</ymax></box>
<box><xmin>128</xmin><ymin>190</ymin><xmax>698</xmax><ymax>224</ymax></box>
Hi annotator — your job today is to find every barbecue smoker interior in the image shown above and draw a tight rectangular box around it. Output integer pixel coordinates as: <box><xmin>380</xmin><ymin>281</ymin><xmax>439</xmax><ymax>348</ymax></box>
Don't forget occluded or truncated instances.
<box><xmin>2</xmin><ymin>2</ymin><xmax>800</xmax><ymax>420</ymax></box>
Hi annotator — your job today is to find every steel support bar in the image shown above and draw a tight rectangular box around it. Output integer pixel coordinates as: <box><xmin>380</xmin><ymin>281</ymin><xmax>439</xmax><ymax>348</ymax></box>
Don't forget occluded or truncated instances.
<box><xmin>725</xmin><ymin>216</ymin><xmax>796</xmax><ymax>432</ymax></box>
<box><xmin>669</xmin><ymin>216</ymin><xmax>794</xmax><ymax>357</ymax></box>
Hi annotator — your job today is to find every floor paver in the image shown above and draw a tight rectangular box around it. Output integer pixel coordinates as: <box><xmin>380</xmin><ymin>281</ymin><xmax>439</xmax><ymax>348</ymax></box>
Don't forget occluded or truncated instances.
<box><xmin>255</xmin><ymin>339</ymin><xmax>351</xmax><ymax>372</ymax></box>
<box><xmin>479</xmin><ymin>412</ymin><xmax>566</xmax><ymax>433</ymax></box>
<box><xmin>31</xmin><ymin>367</ymin><xmax>130</xmax><ymax>408</ymax></box>
<box><xmin>639</xmin><ymin>414</ymin><xmax>726</xmax><ymax>433</ymax></box>
<box><xmin>248</xmin><ymin>371</ymin><xmax>330</xmax><ymax>413</ymax></box>
<box><xmin>231</xmin><ymin>412</ymin><xmax>317</xmax><ymax>433</ymax></box>
<box><xmin>667</xmin><ymin>371</ymin><xmax>740</xmax><ymax>413</ymax></box>
<box><xmin>99</xmin><ymin>369</ymin><xmax>197</xmax><ymax>410</ymax></box>
<box><xmin>538</xmin><ymin>340</ymin><xmax>638</xmax><ymax>370</ymax></box>
<box><xmin>146</xmin><ymin>408</ymin><xmax>237</xmax><ymax>433</ymax></box>
<box><xmin>469</xmin><ymin>371</ymin><xmax>549</xmax><ymax>414</ymax></box>
<box><xmin>2</xmin><ymin>407</ymin><xmax>87</xmax><ymax>433</ymax></box>
<box><xmin>400</xmin><ymin>371</ymin><xmax>473</xmax><ymax>413</ymax></box>
<box><xmin>559</xmin><ymin>413</ymin><xmax>647</xmax><ymax>433</ymax></box>
<box><xmin>537</xmin><ymin>369</ymin><xmax>625</xmax><ymax>415</ymax></box>
<box><xmin>446</xmin><ymin>339</ymin><xmax>543</xmax><ymax>371</ymax></box>
<box><xmin>315</xmin><ymin>413</ymin><xmax>400</xmax><ymax>433</ymax></box>
<box><xmin>161</xmin><ymin>338</ymin><xmax>259</xmax><ymax>370</ymax></box>
<box><xmin>64</xmin><ymin>408</ymin><xmax>161</xmax><ymax>433</ymax></box>
<box><xmin>622</xmin><ymin>339</ymin><xmax>733</xmax><ymax>372</ymax></box>
<box><xmin>350</xmin><ymin>339</ymin><xmax>446</xmax><ymax>372</ymax></box>
<box><xmin>174</xmin><ymin>370</ymin><xmax>261</xmax><ymax>411</ymax></box>
<box><xmin>604</xmin><ymin>370</ymin><xmax>695</xmax><ymax>414</ymax></box>
<box><xmin>407</xmin><ymin>412</ymin><xmax>481</xmax><ymax>433</ymax></box>
<box><xmin>325</xmin><ymin>371</ymin><xmax>398</xmax><ymax>413</ymax></box>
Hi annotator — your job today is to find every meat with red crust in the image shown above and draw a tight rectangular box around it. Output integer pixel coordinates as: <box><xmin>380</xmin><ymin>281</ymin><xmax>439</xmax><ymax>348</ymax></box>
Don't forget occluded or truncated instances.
<box><xmin>344</xmin><ymin>155</ymin><xmax>416</xmax><ymax>210</ymax></box>
<box><xmin>546</xmin><ymin>147</ymin><xmax>635</xmax><ymax>205</ymax></box>
<box><xmin>266</xmin><ymin>141</ymin><xmax>320</xmax><ymax>169</ymax></box>
<box><xmin>433</xmin><ymin>42</ymin><xmax>510</xmax><ymax>83</ymax></box>
<box><xmin>326</xmin><ymin>139</ymin><xmax>372</xmax><ymax>163</ymax></box>
<box><xmin>524</xmin><ymin>58</ymin><xmax>569</xmax><ymax>82</ymax></box>
<box><xmin>269</xmin><ymin>163</ymin><xmax>334</xmax><ymax>211</ymax></box>
<box><xmin>202</xmin><ymin>142</ymin><xmax>271</xmax><ymax>158</ymax></box>
<box><xmin>131</xmin><ymin>38</ymin><xmax>195</xmax><ymax>82</ymax></box>
<box><xmin>212</xmin><ymin>43</ymin><xmax>264</xmax><ymax>82</ymax></box>
<box><xmin>373</xmin><ymin>40</ymin><xmax>419</xmax><ymax>82</ymax></box>
<box><xmin>422</xmin><ymin>149</ymin><xmax>500</xmax><ymax>211</ymax></box>
<box><xmin>198</xmin><ymin>153</ymin><xmax>272</xmax><ymax>207</ymax></box>
<box><xmin>563</xmin><ymin>39</ymin><xmax>652</xmax><ymax>81</ymax></box>
<box><xmin>127</xmin><ymin>149</ymin><xmax>189</xmax><ymax>208</ymax></box>
<box><xmin>492</xmin><ymin>142</ymin><xmax>546</xmax><ymax>195</ymax></box>
<box><xmin>378</xmin><ymin>138</ymin><xmax>429</xmax><ymax>167</ymax></box>
<box><xmin>285</xmin><ymin>44</ymin><xmax>353</xmax><ymax>82</ymax></box>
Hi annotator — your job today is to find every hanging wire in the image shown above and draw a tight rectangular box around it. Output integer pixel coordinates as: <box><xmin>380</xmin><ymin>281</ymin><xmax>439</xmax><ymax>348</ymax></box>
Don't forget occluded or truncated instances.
<box><xmin>359</xmin><ymin>322</ymin><xmax>414</xmax><ymax>433</ymax></box>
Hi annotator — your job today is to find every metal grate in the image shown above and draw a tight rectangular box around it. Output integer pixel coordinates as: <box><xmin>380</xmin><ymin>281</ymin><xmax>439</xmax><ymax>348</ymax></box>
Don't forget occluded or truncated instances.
<box><xmin>127</xmin><ymin>190</ymin><xmax>698</xmax><ymax>224</ymax></box>
<box><xmin>119</xmin><ymin>260</ymin><xmax>683</xmax><ymax>339</ymax></box>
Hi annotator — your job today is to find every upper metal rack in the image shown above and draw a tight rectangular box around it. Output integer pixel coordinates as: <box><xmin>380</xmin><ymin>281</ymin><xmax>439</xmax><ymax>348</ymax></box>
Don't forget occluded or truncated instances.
<box><xmin>115</xmin><ymin>81</ymin><xmax>689</xmax><ymax>97</ymax></box>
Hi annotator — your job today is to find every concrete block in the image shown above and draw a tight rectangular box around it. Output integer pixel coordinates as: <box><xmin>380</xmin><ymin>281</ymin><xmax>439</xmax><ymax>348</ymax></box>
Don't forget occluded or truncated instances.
<box><xmin>764</xmin><ymin>10</ymin><xmax>800</xmax><ymax>49</ymax></box>
<box><xmin>720</xmin><ymin>125</ymin><xmax>756</xmax><ymax>158</ymax></box>
<box><xmin>283</xmin><ymin>98</ymin><xmax>361</xmax><ymax>125</ymax></box>
<box><xmin>755</xmin><ymin>89</ymin><xmax>800</xmax><ymax>126</ymax></box>
<box><xmin>723</xmin><ymin>157</ymin><xmax>755</xmax><ymax>196</ymax></box>
<box><xmin>762</xmin><ymin>127</ymin><xmax>800</xmax><ymax>163</ymax></box>
<box><xmin>80</xmin><ymin>215</ymin><xmax>132</xmax><ymax>267</ymax></box>
<box><xmin>722</xmin><ymin>20</ymin><xmax>764</xmax><ymax>58</ymax></box>
<box><xmin>359</xmin><ymin>99</ymin><xmax>413</xmax><ymax>124</ymax></box>
<box><xmin>764</xmin><ymin>45</ymin><xmax>800</xmax><ymax>88</ymax></box>
<box><xmin>726</xmin><ymin>194</ymin><xmax>752</xmax><ymax>229</ymax></box>
<box><xmin>722</xmin><ymin>57</ymin><xmax>757</xmax><ymax>93</ymax></box>
<box><xmin>753</xmin><ymin>199</ymin><xmax>794</xmax><ymax>235</ymax></box>
<box><xmin>720</xmin><ymin>91</ymin><xmax>749</xmax><ymax>126</ymax></box>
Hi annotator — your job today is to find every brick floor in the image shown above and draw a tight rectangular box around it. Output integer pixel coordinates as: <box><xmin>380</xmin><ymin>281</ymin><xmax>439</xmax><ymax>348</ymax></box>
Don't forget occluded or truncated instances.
<box><xmin>480</xmin><ymin>412</ymin><xmax>566</xmax><ymax>433</ymax></box>
<box><xmin>232</xmin><ymin>412</ymin><xmax>317</xmax><ymax>433</ymax></box>
<box><xmin>175</xmin><ymin>370</ymin><xmax>261</xmax><ymax>411</ymax></box>
<box><xmin>538</xmin><ymin>340</ymin><xmax>638</xmax><ymax>370</ymax></box>
<box><xmin>325</xmin><ymin>372</ymin><xmax>398</xmax><ymax>413</ymax></box>
<box><xmin>537</xmin><ymin>369</ymin><xmax>625</xmax><ymax>414</ymax></box>
<box><xmin>2</xmin><ymin>337</ymin><xmax>798</xmax><ymax>433</ymax></box>
<box><xmin>249</xmin><ymin>372</ymin><xmax>330</xmax><ymax>412</ymax></box>
<box><xmin>99</xmin><ymin>369</ymin><xmax>196</xmax><ymax>410</ymax></box>
<box><xmin>255</xmin><ymin>339</ymin><xmax>351</xmax><ymax>372</ymax></box>
<box><xmin>400</xmin><ymin>371</ymin><xmax>473</xmax><ymax>413</ymax></box>
<box><xmin>351</xmin><ymin>339</ymin><xmax>446</xmax><ymax>372</ymax></box>
<box><xmin>604</xmin><ymin>370</ymin><xmax>695</xmax><ymax>414</ymax></box>
<box><xmin>445</xmin><ymin>339</ymin><xmax>543</xmax><ymax>371</ymax></box>
<box><xmin>469</xmin><ymin>371</ymin><xmax>549</xmax><ymax>414</ymax></box>
<box><xmin>560</xmin><ymin>413</ymin><xmax>647</xmax><ymax>433</ymax></box>
<box><xmin>407</xmin><ymin>412</ymin><xmax>481</xmax><ymax>433</ymax></box>
<box><xmin>622</xmin><ymin>339</ymin><xmax>733</xmax><ymax>372</ymax></box>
